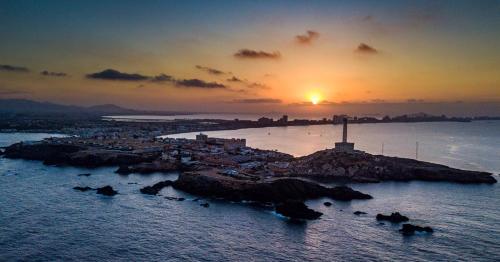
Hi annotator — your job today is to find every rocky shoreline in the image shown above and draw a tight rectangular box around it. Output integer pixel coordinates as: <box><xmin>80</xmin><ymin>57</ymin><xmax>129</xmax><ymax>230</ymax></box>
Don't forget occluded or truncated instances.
<box><xmin>288</xmin><ymin>149</ymin><xmax>497</xmax><ymax>184</ymax></box>
<box><xmin>3</xmin><ymin>135</ymin><xmax>497</xmax><ymax>222</ymax></box>
<box><xmin>4</xmin><ymin>139</ymin><xmax>496</xmax><ymax>184</ymax></box>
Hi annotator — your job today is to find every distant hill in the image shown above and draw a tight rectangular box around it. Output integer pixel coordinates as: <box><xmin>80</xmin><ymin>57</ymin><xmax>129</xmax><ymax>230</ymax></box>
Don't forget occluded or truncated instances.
<box><xmin>87</xmin><ymin>104</ymin><xmax>138</xmax><ymax>114</ymax></box>
<box><xmin>0</xmin><ymin>99</ymin><xmax>184</xmax><ymax>116</ymax></box>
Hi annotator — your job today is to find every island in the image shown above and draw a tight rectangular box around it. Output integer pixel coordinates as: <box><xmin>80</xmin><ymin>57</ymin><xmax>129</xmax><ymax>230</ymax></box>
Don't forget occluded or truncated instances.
<box><xmin>3</xmin><ymin>121</ymin><xmax>497</xmax><ymax>219</ymax></box>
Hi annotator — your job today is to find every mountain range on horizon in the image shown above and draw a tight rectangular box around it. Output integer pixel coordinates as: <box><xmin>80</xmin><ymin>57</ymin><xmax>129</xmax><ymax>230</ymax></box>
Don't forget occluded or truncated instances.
<box><xmin>0</xmin><ymin>99</ymin><xmax>188</xmax><ymax>116</ymax></box>
<box><xmin>1</xmin><ymin>98</ymin><xmax>499</xmax><ymax>118</ymax></box>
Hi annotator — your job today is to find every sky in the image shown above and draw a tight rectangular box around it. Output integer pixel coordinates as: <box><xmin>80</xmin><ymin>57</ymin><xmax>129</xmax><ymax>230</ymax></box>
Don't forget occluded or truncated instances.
<box><xmin>1</xmin><ymin>0</ymin><xmax>499</xmax><ymax>116</ymax></box>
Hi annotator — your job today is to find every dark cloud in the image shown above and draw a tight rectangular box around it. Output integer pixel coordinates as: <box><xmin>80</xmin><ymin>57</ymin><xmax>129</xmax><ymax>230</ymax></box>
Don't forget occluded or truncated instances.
<box><xmin>151</xmin><ymin>74</ymin><xmax>173</xmax><ymax>82</ymax></box>
<box><xmin>41</xmin><ymin>70</ymin><xmax>67</xmax><ymax>77</ymax></box>
<box><xmin>407</xmin><ymin>98</ymin><xmax>425</xmax><ymax>103</ymax></box>
<box><xmin>232</xmin><ymin>98</ymin><xmax>282</xmax><ymax>104</ymax></box>
<box><xmin>87</xmin><ymin>68</ymin><xmax>227</xmax><ymax>89</ymax></box>
<box><xmin>227</xmin><ymin>76</ymin><xmax>243</xmax><ymax>82</ymax></box>
<box><xmin>86</xmin><ymin>69</ymin><xmax>150</xmax><ymax>81</ymax></box>
<box><xmin>226</xmin><ymin>76</ymin><xmax>271</xmax><ymax>89</ymax></box>
<box><xmin>0</xmin><ymin>64</ymin><xmax>29</xmax><ymax>73</ymax></box>
<box><xmin>247</xmin><ymin>82</ymin><xmax>270</xmax><ymax>90</ymax></box>
<box><xmin>355</xmin><ymin>43</ymin><xmax>379</xmax><ymax>54</ymax></box>
<box><xmin>195</xmin><ymin>65</ymin><xmax>226</xmax><ymax>75</ymax></box>
<box><xmin>175</xmin><ymin>79</ymin><xmax>226</xmax><ymax>89</ymax></box>
<box><xmin>295</xmin><ymin>30</ymin><xmax>320</xmax><ymax>44</ymax></box>
<box><xmin>234</xmin><ymin>49</ymin><xmax>281</xmax><ymax>59</ymax></box>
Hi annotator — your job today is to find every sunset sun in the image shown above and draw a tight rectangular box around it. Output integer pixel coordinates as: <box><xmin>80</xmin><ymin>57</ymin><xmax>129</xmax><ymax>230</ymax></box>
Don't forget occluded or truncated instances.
<box><xmin>309</xmin><ymin>93</ymin><xmax>322</xmax><ymax>105</ymax></box>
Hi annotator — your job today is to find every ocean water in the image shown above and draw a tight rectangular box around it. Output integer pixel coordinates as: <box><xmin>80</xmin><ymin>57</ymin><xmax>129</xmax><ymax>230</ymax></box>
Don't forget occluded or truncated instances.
<box><xmin>167</xmin><ymin>121</ymin><xmax>500</xmax><ymax>174</ymax></box>
<box><xmin>1</xmin><ymin>129</ymin><xmax>499</xmax><ymax>261</ymax></box>
<box><xmin>105</xmin><ymin>113</ymin><xmax>328</xmax><ymax>121</ymax></box>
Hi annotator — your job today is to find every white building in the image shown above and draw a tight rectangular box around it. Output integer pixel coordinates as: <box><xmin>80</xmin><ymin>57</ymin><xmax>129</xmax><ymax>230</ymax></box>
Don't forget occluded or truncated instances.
<box><xmin>334</xmin><ymin>118</ymin><xmax>355</xmax><ymax>152</ymax></box>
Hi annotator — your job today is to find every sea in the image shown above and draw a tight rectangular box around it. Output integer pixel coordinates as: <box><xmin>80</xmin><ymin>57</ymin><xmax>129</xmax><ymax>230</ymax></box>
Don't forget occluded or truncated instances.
<box><xmin>1</xmin><ymin>121</ymin><xmax>499</xmax><ymax>261</ymax></box>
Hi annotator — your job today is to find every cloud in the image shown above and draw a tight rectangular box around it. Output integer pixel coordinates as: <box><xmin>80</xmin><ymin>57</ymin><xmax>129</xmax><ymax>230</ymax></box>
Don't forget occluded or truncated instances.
<box><xmin>247</xmin><ymin>82</ymin><xmax>270</xmax><ymax>89</ymax></box>
<box><xmin>407</xmin><ymin>98</ymin><xmax>425</xmax><ymax>103</ymax></box>
<box><xmin>0</xmin><ymin>64</ymin><xmax>29</xmax><ymax>73</ymax></box>
<box><xmin>227</xmin><ymin>76</ymin><xmax>243</xmax><ymax>82</ymax></box>
<box><xmin>232</xmin><ymin>98</ymin><xmax>282</xmax><ymax>104</ymax></box>
<box><xmin>226</xmin><ymin>76</ymin><xmax>271</xmax><ymax>89</ymax></box>
<box><xmin>295</xmin><ymin>30</ymin><xmax>320</xmax><ymax>44</ymax></box>
<box><xmin>86</xmin><ymin>69</ymin><xmax>150</xmax><ymax>81</ymax></box>
<box><xmin>195</xmin><ymin>65</ymin><xmax>226</xmax><ymax>75</ymax></box>
<box><xmin>41</xmin><ymin>70</ymin><xmax>67</xmax><ymax>77</ymax></box>
<box><xmin>234</xmin><ymin>49</ymin><xmax>281</xmax><ymax>59</ymax></box>
<box><xmin>355</xmin><ymin>43</ymin><xmax>379</xmax><ymax>54</ymax></box>
<box><xmin>151</xmin><ymin>74</ymin><xmax>173</xmax><ymax>82</ymax></box>
<box><xmin>87</xmin><ymin>68</ymin><xmax>228</xmax><ymax>89</ymax></box>
<box><xmin>175</xmin><ymin>79</ymin><xmax>226</xmax><ymax>89</ymax></box>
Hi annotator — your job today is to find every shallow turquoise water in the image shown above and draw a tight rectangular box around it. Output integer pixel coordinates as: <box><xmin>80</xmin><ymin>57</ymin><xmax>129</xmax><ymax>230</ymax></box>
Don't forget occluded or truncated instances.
<box><xmin>1</xmin><ymin>131</ymin><xmax>499</xmax><ymax>261</ymax></box>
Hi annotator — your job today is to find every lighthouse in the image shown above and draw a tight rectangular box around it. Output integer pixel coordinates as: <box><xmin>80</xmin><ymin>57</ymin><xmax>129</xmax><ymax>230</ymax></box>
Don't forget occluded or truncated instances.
<box><xmin>334</xmin><ymin>118</ymin><xmax>355</xmax><ymax>152</ymax></box>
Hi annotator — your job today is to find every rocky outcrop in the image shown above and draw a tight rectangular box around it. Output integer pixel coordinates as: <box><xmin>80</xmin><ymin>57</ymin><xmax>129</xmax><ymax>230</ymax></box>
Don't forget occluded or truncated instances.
<box><xmin>3</xmin><ymin>142</ymin><xmax>154</xmax><ymax>168</ymax></box>
<box><xmin>399</xmin><ymin>223</ymin><xmax>433</xmax><ymax>235</ymax></box>
<box><xmin>275</xmin><ymin>200</ymin><xmax>322</xmax><ymax>220</ymax></box>
<box><xmin>66</xmin><ymin>150</ymin><xmax>153</xmax><ymax>168</ymax></box>
<box><xmin>330</xmin><ymin>186</ymin><xmax>372</xmax><ymax>201</ymax></box>
<box><xmin>4</xmin><ymin>142</ymin><xmax>84</xmax><ymax>163</ymax></box>
<box><xmin>140</xmin><ymin>180</ymin><xmax>174</xmax><ymax>195</ymax></box>
<box><xmin>116</xmin><ymin>161</ymin><xmax>179</xmax><ymax>175</ymax></box>
<box><xmin>96</xmin><ymin>186</ymin><xmax>118</xmax><ymax>196</ymax></box>
<box><xmin>354</xmin><ymin>211</ymin><xmax>367</xmax><ymax>215</ymax></box>
<box><xmin>289</xmin><ymin>150</ymin><xmax>497</xmax><ymax>184</ymax></box>
<box><xmin>376</xmin><ymin>212</ymin><xmax>409</xmax><ymax>223</ymax></box>
<box><xmin>164</xmin><ymin>196</ymin><xmax>185</xmax><ymax>201</ymax></box>
<box><xmin>73</xmin><ymin>186</ymin><xmax>93</xmax><ymax>192</ymax></box>
<box><xmin>172</xmin><ymin>169</ymin><xmax>372</xmax><ymax>203</ymax></box>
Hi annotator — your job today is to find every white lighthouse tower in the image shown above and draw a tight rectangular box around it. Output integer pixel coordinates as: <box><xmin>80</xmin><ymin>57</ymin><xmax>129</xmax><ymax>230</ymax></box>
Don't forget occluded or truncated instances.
<box><xmin>334</xmin><ymin>118</ymin><xmax>355</xmax><ymax>152</ymax></box>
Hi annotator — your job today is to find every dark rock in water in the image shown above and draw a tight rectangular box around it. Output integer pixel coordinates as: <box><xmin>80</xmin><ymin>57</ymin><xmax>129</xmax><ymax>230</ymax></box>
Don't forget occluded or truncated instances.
<box><xmin>248</xmin><ymin>201</ymin><xmax>274</xmax><ymax>209</ymax></box>
<box><xmin>140</xmin><ymin>180</ymin><xmax>174</xmax><ymax>195</ymax></box>
<box><xmin>323</xmin><ymin>202</ymin><xmax>332</xmax><ymax>207</ymax></box>
<box><xmin>330</xmin><ymin>186</ymin><xmax>372</xmax><ymax>201</ymax></box>
<box><xmin>378</xmin><ymin>222</ymin><xmax>385</xmax><ymax>225</ymax></box>
<box><xmin>173</xmin><ymin>170</ymin><xmax>372</xmax><ymax>203</ymax></box>
<box><xmin>200</xmin><ymin>203</ymin><xmax>210</xmax><ymax>208</ymax></box>
<box><xmin>192</xmin><ymin>198</ymin><xmax>200</xmax><ymax>202</ymax></box>
<box><xmin>376</xmin><ymin>212</ymin><xmax>409</xmax><ymax>223</ymax></box>
<box><xmin>400</xmin><ymin>223</ymin><xmax>433</xmax><ymax>235</ymax></box>
<box><xmin>73</xmin><ymin>186</ymin><xmax>93</xmax><ymax>192</ymax></box>
<box><xmin>127</xmin><ymin>182</ymin><xmax>138</xmax><ymax>185</ymax></box>
<box><xmin>96</xmin><ymin>186</ymin><xmax>118</xmax><ymax>196</ymax></box>
<box><xmin>275</xmin><ymin>200</ymin><xmax>323</xmax><ymax>220</ymax></box>
<box><xmin>78</xmin><ymin>173</ymin><xmax>91</xmax><ymax>177</ymax></box>
<box><xmin>354</xmin><ymin>211</ymin><xmax>367</xmax><ymax>215</ymax></box>
<box><xmin>164</xmin><ymin>196</ymin><xmax>185</xmax><ymax>201</ymax></box>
